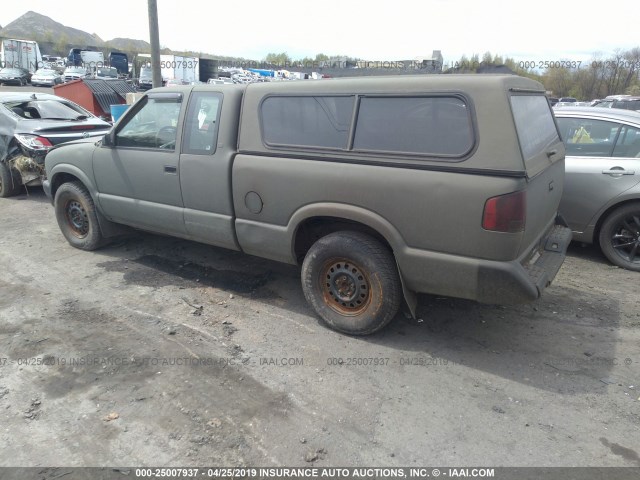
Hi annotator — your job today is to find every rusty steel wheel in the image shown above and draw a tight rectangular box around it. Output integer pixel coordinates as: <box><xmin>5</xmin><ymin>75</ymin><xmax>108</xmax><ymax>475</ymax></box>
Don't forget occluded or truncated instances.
<box><xmin>301</xmin><ymin>231</ymin><xmax>402</xmax><ymax>335</ymax></box>
<box><xmin>64</xmin><ymin>199</ymin><xmax>90</xmax><ymax>238</ymax></box>
<box><xmin>321</xmin><ymin>258</ymin><xmax>372</xmax><ymax>316</ymax></box>
<box><xmin>54</xmin><ymin>181</ymin><xmax>105</xmax><ymax>251</ymax></box>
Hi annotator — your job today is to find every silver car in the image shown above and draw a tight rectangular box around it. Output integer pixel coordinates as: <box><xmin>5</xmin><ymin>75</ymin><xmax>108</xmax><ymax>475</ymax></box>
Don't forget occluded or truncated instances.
<box><xmin>555</xmin><ymin>107</ymin><xmax>640</xmax><ymax>271</ymax></box>
<box><xmin>31</xmin><ymin>69</ymin><xmax>63</xmax><ymax>87</ymax></box>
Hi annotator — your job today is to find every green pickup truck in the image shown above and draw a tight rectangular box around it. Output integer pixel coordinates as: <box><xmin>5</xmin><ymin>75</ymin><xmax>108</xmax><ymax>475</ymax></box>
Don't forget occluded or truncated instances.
<box><xmin>44</xmin><ymin>75</ymin><xmax>571</xmax><ymax>335</ymax></box>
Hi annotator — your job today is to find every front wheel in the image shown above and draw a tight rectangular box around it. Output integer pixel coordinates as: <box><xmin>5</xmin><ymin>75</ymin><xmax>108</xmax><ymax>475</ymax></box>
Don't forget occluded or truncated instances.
<box><xmin>54</xmin><ymin>181</ymin><xmax>105</xmax><ymax>250</ymax></box>
<box><xmin>301</xmin><ymin>231</ymin><xmax>402</xmax><ymax>335</ymax></box>
<box><xmin>598</xmin><ymin>203</ymin><xmax>640</xmax><ymax>271</ymax></box>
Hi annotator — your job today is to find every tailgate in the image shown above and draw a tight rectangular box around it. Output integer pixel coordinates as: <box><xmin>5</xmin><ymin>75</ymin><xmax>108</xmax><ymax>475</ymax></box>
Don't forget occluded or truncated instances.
<box><xmin>521</xmin><ymin>157</ymin><xmax>566</xmax><ymax>254</ymax></box>
<box><xmin>510</xmin><ymin>93</ymin><xmax>566</xmax><ymax>255</ymax></box>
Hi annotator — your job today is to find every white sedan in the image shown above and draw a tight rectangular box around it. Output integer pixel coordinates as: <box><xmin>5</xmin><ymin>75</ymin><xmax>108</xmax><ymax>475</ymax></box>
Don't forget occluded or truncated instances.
<box><xmin>30</xmin><ymin>69</ymin><xmax>63</xmax><ymax>87</ymax></box>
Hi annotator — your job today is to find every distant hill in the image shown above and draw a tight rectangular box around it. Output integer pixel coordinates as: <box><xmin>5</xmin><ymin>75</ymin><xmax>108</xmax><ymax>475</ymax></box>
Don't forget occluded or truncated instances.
<box><xmin>0</xmin><ymin>11</ymin><xmax>103</xmax><ymax>47</ymax></box>
<box><xmin>0</xmin><ymin>10</ymin><xmax>359</xmax><ymax>71</ymax></box>
<box><xmin>107</xmin><ymin>38</ymin><xmax>151</xmax><ymax>53</ymax></box>
<box><xmin>0</xmin><ymin>11</ymin><xmax>149</xmax><ymax>56</ymax></box>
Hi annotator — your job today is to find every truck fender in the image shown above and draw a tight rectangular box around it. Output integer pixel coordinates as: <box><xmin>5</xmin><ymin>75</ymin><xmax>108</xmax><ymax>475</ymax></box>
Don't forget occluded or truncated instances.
<box><xmin>48</xmin><ymin>164</ymin><xmax>130</xmax><ymax>239</ymax></box>
<box><xmin>287</xmin><ymin>202</ymin><xmax>417</xmax><ymax>318</ymax></box>
<box><xmin>49</xmin><ymin>163</ymin><xmax>98</xmax><ymax>199</ymax></box>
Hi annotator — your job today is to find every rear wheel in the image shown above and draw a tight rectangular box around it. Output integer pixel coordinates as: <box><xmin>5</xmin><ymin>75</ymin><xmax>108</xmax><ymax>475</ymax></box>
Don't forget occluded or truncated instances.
<box><xmin>54</xmin><ymin>181</ymin><xmax>105</xmax><ymax>250</ymax></box>
<box><xmin>598</xmin><ymin>203</ymin><xmax>640</xmax><ymax>272</ymax></box>
<box><xmin>0</xmin><ymin>162</ymin><xmax>21</xmax><ymax>198</ymax></box>
<box><xmin>301</xmin><ymin>231</ymin><xmax>402</xmax><ymax>335</ymax></box>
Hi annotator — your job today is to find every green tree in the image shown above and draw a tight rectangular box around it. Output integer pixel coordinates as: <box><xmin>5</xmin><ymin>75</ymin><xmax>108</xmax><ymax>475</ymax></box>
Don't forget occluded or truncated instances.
<box><xmin>542</xmin><ymin>66</ymin><xmax>573</xmax><ymax>97</ymax></box>
<box><xmin>54</xmin><ymin>33</ymin><xmax>69</xmax><ymax>57</ymax></box>
<box><xmin>264</xmin><ymin>52</ymin><xmax>292</xmax><ymax>66</ymax></box>
<box><xmin>625</xmin><ymin>84</ymin><xmax>640</xmax><ymax>95</ymax></box>
<box><xmin>622</xmin><ymin>47</ymin><xmax>640</xmax><ymax>92</ymax></box>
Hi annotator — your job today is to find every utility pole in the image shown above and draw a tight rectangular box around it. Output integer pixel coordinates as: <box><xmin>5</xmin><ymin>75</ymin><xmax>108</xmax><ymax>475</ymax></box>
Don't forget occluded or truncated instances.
<box><xmin>148</xmin><ymin>0</ymin><xmax>162</xmax><ymax>88</ymax></box>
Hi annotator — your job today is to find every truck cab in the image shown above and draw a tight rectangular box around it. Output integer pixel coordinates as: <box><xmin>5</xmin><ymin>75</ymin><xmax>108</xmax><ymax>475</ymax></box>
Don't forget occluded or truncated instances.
<box><xmin>67</xmin><ymin>48</ymin><xmax>83</xmax><ymax>67</ymax></box>
<box><xmin>109</xmin><ymin>52</ymin><xmax>129</xmax><ymax>77</ymax></box>
<box><xmin>137</xmin><ymin>66</ymin><xmax>155</xmax><ymax>90</ymax></box>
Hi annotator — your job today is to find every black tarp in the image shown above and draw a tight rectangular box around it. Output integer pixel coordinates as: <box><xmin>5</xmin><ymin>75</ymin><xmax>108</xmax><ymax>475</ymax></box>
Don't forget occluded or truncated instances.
<box><xmin>82</xmin><ymin>79</ymin><xmax>135</xmax><ymax>113</ymax></box>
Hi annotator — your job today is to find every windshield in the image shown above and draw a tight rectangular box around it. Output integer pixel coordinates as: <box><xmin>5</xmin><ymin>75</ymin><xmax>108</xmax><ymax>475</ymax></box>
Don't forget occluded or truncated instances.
<box><xmin>97</xmin><ymin>68</ymin><xmax>117</xmax><ymax>77</ymax></box>
<box><xmin>1</xmin><ymin>68</ymin><xmax>23</xmax><ymax>75</ymax></box>
<box><xmin>66</xmin><ymin>67</ymin><xmax>87</xmax><ymax>74</ymax></box>
<box><xmin>35</xmin><ymin>70</ymin><xmax>57</xmax><ymax>77</ymax></box>
<box><xmin>140</xmin><ymin>67</ymin><xmax>152</xmax><ymax>80</ymax></box>
<box><xmin>7</xmin><ymin>100</ymin><xmax>91</xmax><ymax>120</ymax></box>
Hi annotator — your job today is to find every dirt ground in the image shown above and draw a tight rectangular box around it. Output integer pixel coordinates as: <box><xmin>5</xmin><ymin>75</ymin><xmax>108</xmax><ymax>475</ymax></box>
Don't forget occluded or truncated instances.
<box><xmin>0</xmin><ymin>187</ymin><xmax>639</xmax><ymax>469</ymax></box>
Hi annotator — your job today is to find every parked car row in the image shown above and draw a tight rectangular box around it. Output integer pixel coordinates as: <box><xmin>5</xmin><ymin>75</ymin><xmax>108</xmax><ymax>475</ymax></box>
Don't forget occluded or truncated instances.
<box><xmin>553</xmin><ymin>94</ymin><xmax>640</xmax><ymax>113</ymax></box>
<box><xmin>207</xmin><ymin>78</ymin><xmax>234</xmax><ymax>85</ymax></box>
<box><xmin>1</xmin><ymin>66</ymin><xmax>127</xmax><ymax>87</ymax></box>
<box><xmin>592</xmin><ymin>96</ymin><xmax>640</xmax><ymax>111</ymax></box>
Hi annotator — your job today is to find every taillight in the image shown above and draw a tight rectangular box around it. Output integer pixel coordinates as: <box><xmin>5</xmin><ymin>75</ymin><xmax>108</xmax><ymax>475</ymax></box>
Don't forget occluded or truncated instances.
<box><xmin>14</xmin><ymin>134</ymin><xmax>54</xmax><ymax>151</ymax></box>
<box><xmin>482</xmin><ymin>190</ymin><xmax>526</xmax><ymax>233</ymax></box>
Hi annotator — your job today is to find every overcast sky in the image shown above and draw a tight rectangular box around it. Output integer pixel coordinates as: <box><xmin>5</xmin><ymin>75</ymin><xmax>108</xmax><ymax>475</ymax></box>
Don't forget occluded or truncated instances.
<box><xmin>1</xmin><ymin>0</ymin><xmax>638</xmax><ymax>65</ymax></box>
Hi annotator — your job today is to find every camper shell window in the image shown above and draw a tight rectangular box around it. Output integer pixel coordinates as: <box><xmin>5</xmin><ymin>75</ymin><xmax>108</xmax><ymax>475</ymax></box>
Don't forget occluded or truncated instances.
<box><xmin>259</xmin><ymin>94</ymin><xmax>475</xmax><ymax>158</ymax></box>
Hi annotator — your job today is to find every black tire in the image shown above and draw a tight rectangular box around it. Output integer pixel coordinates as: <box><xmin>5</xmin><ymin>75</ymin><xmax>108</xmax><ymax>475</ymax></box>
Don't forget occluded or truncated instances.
<box><xmin>301</xmin><ymin>231</ymin><xmax>402</xmax><ymax>335</ymax></box>
<box><xmin>598</xmin><ymin>203</ymin><xmax>640</xmax><ymax>272</ymax></box>
<box><xmin>0</xmin><ymin>161</ymin><xmax>21</xmax><ymax>198</ymax></box>
<box><xmin>54</xmin><ymin>181</ymin><xmax>105</xmax><ymax>250</ymax></box>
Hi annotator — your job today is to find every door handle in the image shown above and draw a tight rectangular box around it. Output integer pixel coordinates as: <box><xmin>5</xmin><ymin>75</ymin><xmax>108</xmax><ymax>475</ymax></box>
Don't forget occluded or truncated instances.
<box><xmin>602</xmin><ymin>169</ymin><xmax>635</xmax><ymax>176</ymax></box>
<box><xmin>164</xmin><ymin>165</ymin><xmax>177</xmax><ymax>174</ymax></box>
<box><xmin>546</xmin><ymin>149</ymin><xmax>558</xmax><ymax>158</ymax></box>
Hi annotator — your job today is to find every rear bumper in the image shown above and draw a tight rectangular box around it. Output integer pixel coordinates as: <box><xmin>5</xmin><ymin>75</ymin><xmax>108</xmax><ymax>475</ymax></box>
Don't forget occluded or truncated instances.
<box><xmin>477</xmin><ymin>220</ymin><xmax>572</xmax><ymax>303</ymax></box>
<box><xmin>398</xmin><ymin>215</ymin><xmax>572</xmax><ymax>304</ymax></box>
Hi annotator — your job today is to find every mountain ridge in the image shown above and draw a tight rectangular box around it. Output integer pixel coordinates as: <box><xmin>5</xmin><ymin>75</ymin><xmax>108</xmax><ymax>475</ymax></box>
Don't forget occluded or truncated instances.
<box><xmin>0</xmin><ymin>11</ymin><xmax>150</xmax><ymax>53</ymax></box>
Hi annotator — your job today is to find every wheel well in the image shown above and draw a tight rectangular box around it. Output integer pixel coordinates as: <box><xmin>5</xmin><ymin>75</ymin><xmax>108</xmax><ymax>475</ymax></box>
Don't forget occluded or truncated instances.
<box><xmin>593</xmin><ymin>199</ymin><xmax>640</xmax><ymax>245</ymax></box>
<box><xmin>51</xmin><ymin>172</ymin><xmax>82</xmax><ymax>198</ymax></box>
<box><xmin>294</xmin><ymin>216</ymin><xmax>393</xmax><ymax>264</ymax></box>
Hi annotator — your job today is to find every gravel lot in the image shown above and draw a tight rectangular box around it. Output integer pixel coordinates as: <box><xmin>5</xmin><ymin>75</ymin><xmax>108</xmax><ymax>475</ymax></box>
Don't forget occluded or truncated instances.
<box><xmin>0</xmin><ymin>186</ymin><xmax>639</xmax><ymax>469</ymax></box>
<box><xmin>0</xmin><ymin>83</ymin><xmax>639</xmax><ymax>470</ymax></box>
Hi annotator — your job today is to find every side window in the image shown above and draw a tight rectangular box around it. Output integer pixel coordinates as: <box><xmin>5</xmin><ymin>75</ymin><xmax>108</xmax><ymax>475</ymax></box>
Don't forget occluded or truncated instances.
<box><xmin>556</xmin><ymin>117</ymin><xmax>620</xmax><ymax>157</ymax></box>
<box><xmin>353</xmin><ymin>96</ymin><xmax>474</xmax><ymax>156</ymax></box>
<box><xmin>261</xmin><ymin>96</ymin><xmax>354</xmax><ymax>149</ymax></box>
<box><xmin>612</xmin><ymin>125</ymin><xmax>640</xmax><ymax>158</ymax></box>
<box><xmin>116</xmin><ymin>95</ymin><xmax>182</xmax><ymax>150</ymax></box>
<box><xmin>182</xmin><ymin>92</ymin><xmax>222</xmax><ymax>155</ymax></box>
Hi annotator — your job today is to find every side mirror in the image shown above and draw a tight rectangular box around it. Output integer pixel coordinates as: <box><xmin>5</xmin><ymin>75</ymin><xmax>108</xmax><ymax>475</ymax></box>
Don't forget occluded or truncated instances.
<box><xmin>102</xmin><ymin>130</ymin><xmax>116</xmax><ymax>147</ymax></box>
